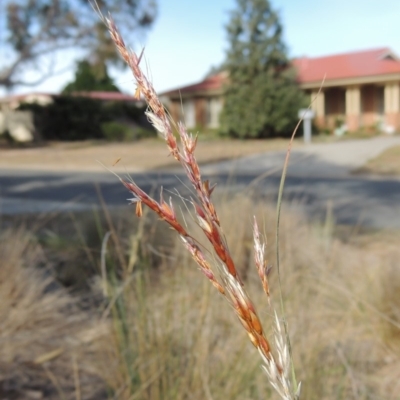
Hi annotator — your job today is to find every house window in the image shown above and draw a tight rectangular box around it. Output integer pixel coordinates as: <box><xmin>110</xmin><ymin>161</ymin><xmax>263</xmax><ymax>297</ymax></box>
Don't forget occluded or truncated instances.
<box><xmin>325</xmin><ymin>88</ymin><xmax>345</xmax><ymax>115</ymax></box>
<box><xmin>182</xmin><ymin>100</ymin><xmax>195</xmax><ymax>129</ymax></box>
<box><xmin>206</xmin><ymin>97</ymin><xmax>222</xmax><ymax>128</ymax></box>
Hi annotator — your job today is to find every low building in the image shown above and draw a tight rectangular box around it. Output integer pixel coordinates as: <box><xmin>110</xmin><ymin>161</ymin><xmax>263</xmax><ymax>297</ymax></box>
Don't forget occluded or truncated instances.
<box><xmin>0</xmin><ymin>91</ymin><xmax>142</xmax><ymax>142</ymax></box>
<box><xmin>70</xmin><ymin>91</ymin><xmax>144</xmax><ymax>106</ymax></box>
<box><xmin>294</xmin><ymin>48</ymin><xmax>400</xmax><ymax>133</ymax></box>
<box><xmin>0</xmin><ymin>91</ymin><xmax>140</xmax><ymax>110</ymax></box>
<box><xmin>0</xmin><ymin>92</ymin><xmax>55</xmax><ymax>111</ymax></box>
<box><xmin>0</xmin><ymin>93</ymin><xmax>52</xmax><ymax>142</ymax></box>
<box><xmin>160</xmin><ymin>72</ymin><xmax>226</xmax><ymax>130</ymax></box>
<box><xmin>161</xmin><ymin>48</ymin><xmax>400</xmax><ymax>133</ymax></box>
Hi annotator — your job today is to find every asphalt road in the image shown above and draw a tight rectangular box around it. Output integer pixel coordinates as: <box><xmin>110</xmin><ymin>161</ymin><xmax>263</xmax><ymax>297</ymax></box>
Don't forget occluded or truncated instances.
<box><xmin>1</xmin><ymin>146</ymin><xmax>400</xmax><ymax>229</ymax></box>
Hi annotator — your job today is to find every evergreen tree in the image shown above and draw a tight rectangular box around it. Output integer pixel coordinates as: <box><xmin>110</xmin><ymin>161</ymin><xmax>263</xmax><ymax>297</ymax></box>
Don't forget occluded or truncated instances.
<box><xmin>62</xmin><ymin>60</ymin><xmax>119</xmax><ymax>93</ymax></box>
<box><xmin>220</xmin><ymin>0</ymin><xmax>306</xmax><ymax>138</ymax></box>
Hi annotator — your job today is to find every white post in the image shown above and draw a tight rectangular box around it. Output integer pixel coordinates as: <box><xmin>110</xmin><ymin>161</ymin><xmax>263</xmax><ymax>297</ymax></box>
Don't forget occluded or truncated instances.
<box><xmin>298</xmin><ymin>109</ymin><xmax>315</xmax><ymax>144</ymax></box>
<box><xmin>303</xmin><ymin>118</ymin><xmax>312</xmax><ymax>143</ymax></box>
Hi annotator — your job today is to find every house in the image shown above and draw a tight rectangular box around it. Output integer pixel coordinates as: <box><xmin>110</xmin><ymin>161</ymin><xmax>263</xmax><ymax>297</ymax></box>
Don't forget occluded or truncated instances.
<box><xmin>0</xmin><ymin>91</ymin><xmax>142</xmax><ymax>142</ymax></box>
<box><xmin>70</xmin><ymin>91</ymin><xmax>144</xmax><ymax>106</ymax></box>
<box><xmin>0</xmin><ymin>91</ymin><xmax>141</xmax><ymax>110</ymax></box>
<box><xmin>0</xmin><ymin>92</ymin><xmax>55</xmax><ymax>111</ymax></box>
<box><xmin>160</xmin><ymin>72</ymin><xmax>226</xmax><ymax>130</ymax></box>
<box><xmin>0</xmin><ymin>93</ymin><xmax>53</xmax><ymax>141</ymax></box>
<box><xmin>161</xmin><ymin>48</ymin><xmax>400</xmax><ymax>133</ymax></box>
<box><xmin>294</xmin><ymin>48</ymin><xmax>400</xmax><ymax>133</ymax></box>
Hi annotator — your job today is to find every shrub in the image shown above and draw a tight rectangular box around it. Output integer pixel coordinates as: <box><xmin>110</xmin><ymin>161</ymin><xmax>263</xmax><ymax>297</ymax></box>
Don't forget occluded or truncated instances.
<box><xmin>101</xmin><ymin>121</ymin><xmax>130</xmax><ymax>141</ymax></box>
<box><xmin>102</xmin><ymin>121</ymin><xmax>156</xmax><ymax>141</ymax></box>
<box><xmin>19</xmin><ymin>97</ymin><xmax>104</xmax><ymax>141</ymax></box>
<box><xmin>18</xmin><ymin>96</ymin><xmax>152</xmax><ymax>141</ymax></box>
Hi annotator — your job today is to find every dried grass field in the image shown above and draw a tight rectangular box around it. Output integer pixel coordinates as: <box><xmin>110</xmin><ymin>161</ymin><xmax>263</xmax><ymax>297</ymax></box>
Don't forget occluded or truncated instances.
<box><xmin>0</xmin><ymin>138</ymin><xmax>299</xmax><ymax>172</ymax></box>
<box><xmin>1</xmin><ymin>194</ymin><xmax>399</xmax><ymax>399</ymax></box>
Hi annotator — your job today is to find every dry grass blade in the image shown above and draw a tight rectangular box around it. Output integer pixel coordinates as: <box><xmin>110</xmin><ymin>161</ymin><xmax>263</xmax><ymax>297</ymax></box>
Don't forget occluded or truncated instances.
<box><xmin>274</xmin><ymin>81</ymin><xmax>326</xmax><ymax>395</ymax></box>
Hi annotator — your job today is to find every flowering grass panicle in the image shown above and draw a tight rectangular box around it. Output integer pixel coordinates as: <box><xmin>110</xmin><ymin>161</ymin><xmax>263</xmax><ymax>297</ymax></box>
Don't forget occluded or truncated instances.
<box><xmin>98</xmin><ymin>10</ymin><xmax>300</xmax><ymax>400</ymax></box>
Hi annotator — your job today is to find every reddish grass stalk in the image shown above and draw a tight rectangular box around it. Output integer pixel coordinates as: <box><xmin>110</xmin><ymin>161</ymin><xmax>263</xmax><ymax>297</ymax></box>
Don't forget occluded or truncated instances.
<box><xmin>100</xmin><ymin>11</ymin><xmax>299</xmax><ymax>400</ymax></box>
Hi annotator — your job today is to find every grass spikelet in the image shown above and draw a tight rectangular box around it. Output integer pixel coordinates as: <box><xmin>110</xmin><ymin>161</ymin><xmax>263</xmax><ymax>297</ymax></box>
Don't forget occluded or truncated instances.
<box><xmin>100</xmin><ymin>12</ymin><xmax>299</xmax><ymax>399</ymax></box>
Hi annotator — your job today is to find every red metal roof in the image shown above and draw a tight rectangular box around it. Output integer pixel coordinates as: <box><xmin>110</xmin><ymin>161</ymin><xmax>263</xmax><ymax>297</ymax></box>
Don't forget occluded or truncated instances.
<box><xmin>163</xmin><ymin>49</ymin><xmax>400</xmax><ymax>95</ymax></box>
<box><xmin>161</xmin><ymin>72</ymin><xmax>226</xmax><ymax>96</ymax></box>
<box><xmin>293</xmin><ymin>48</ymin><xmax>400</xmax><ymax>84</ymax></box>
<box><xmin>71</xmin><ymin>91</ymin><xmax>137</xmax><ymax>101</ymax></box>
<box><xmin>0</xmin><ymin>91</ymin><xmax>138</xmax><ymax>102</ymax></box>
<box><xmin>0</xmin><ymin>92</ymin><xmax>56</xmax><ymax>102</ymax></box>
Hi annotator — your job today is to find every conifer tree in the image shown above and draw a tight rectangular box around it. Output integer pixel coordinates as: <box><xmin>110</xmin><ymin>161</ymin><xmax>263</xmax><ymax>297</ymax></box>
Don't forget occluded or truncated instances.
<box><xmin>220</xmin><ymin>0</ymin><xmax>306</xmax><ymax>138</ymax></box>
<box><xmin>62</xmin><ymin>61</ymin><xmax>119</xmax><ymax>93</ymax></box>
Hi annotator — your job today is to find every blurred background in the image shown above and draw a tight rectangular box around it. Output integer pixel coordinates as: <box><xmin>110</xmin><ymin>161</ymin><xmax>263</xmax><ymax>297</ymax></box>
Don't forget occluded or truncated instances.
<box><xmin>0</xmin><ymin>1</ymin><xmax>400</xmax><ymax>399</ymax></box>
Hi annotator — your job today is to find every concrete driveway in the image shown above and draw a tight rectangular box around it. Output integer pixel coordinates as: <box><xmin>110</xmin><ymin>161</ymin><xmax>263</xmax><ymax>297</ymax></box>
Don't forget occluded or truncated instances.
<box><xmin>200</xmin><ymin>135</ymin><xmax>400</xmax><ymax>178</ymax></box>
<box><xmin>295</xmin><ymin>135</ymin><xmax>400</xmax><ymax>173</ymax></box>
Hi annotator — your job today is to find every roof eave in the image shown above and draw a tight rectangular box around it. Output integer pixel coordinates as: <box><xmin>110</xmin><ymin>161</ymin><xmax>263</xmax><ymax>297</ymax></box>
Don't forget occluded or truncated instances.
<box><xmin>299</xmin><ymin>73</ymin><xmax>400</xmax><ymax>89</ymax></box>
<box><xmin>167</xmin><ymin>87</ymin><xmax>224</xmax><ymax>100</ymax></box>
